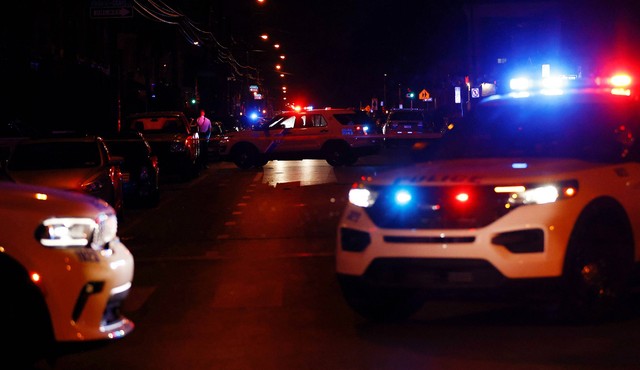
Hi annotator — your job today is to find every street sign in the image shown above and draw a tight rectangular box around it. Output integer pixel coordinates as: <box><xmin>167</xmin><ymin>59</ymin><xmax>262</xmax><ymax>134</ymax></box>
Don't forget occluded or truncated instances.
<box><xmin>471</xmin><ymin>87</ymin><xmax>480</xmax><ymax>98</ymax></box>
<box><xmin>90</xmin><ymin>7</ymin><xmax>133</xmax><ymax>18</ymax></box>
<box><xmin>90</xmin><ymin>0</ymin><xmax>133</xmax><ymax>18</ymax></box>
<box><xmin>419</xmin><ymin>89</ymin><xmax>430</xmax><ymax>100</ymax></box>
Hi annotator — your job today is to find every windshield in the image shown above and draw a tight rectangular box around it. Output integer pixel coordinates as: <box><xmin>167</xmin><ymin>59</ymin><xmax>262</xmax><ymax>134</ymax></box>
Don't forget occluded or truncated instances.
<box><xmin>430</xmin><ymin>96</ymin><xmax>640</xmax><ymax>163</ymax></box>
<box><xmin>388</xmin><ymin>111</ymin><xmax>425</xmax><ymax>121</ymax></box>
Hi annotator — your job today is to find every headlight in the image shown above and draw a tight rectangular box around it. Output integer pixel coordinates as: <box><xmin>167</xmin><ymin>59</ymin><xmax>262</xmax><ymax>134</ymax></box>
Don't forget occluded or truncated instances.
<box><xmin>348</xmin><ymin>187</ymin><xmax>378</xmax><ymax>208</ymax></box>
<box><xmin>495</xmin><ymin>180</ymin><xmax>578</xmax><ymax>206</ymax></box>
<box><xmin>37</xmin><ymin>213</ymin><xmax>118</xmax><ymax>250</ymax></box>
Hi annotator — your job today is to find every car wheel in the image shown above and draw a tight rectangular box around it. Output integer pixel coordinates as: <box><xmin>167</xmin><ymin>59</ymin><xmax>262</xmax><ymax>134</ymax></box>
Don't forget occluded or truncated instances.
<box><xmin>337</xmin><ymin>275</ymin><xmax>423</xmax><ymax>322</ymax></box>
<box><xmin>232</xmin><ymin>144</ymin><xmax>259</xmax><ymax>169</ymax></box>
<box><xmin>324</xmin><ymin>141</ymin><xmax>353</xmax><ymax>167</ymax></box>
<box><xmin>557</xmin><ymin>201</ymin><xmax>634</xmax><ymax>323</ymax></box>
<box><xmin>0</xmin><ymin>258</ymin><xmax>55</xmax><ymax>365</ymax></box>
<box><xmin>345</xmin><ymin>154</ymin><xmax>358</xmax><ymax>166</ymax></box>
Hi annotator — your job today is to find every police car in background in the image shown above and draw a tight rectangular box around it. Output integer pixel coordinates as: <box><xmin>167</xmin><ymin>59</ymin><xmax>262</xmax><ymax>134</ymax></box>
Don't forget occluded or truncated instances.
<box><xmin>336</xmin><ymin>72</ymin><xmax>640</xmax><ymax>322</ymax></box>
<box><xmin>218</xmin><ymin>108</ymin><xmax>381</xmax><ymax>169</ymax></box>
<box><xmin>0</xmin><ymin>181</ymin><xmax>134</xmax><ymax>365</ymax></box>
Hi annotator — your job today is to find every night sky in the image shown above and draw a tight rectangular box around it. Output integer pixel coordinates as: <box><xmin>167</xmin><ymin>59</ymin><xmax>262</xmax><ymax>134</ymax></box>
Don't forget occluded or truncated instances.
<box><xmin>175</xmin><ymin>0</ymin><xmax>640</xmax><ymax>109</ymax></box>
<box><xmin>174</xmin><ymin>0</ymin><xmax>469</xmax><ymax>108</ymax></box>
<box><xmin>5</xmin><ymin>0</ymin><xmax>640</xmax><ymax>122</ymax></box>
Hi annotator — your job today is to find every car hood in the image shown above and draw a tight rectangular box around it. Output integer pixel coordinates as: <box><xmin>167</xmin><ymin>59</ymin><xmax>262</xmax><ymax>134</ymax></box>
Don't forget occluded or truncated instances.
<box><xmin>371</xmin><ymin>158</ymin><xmax>604</xmax><ymax>186</ymax></box>
<box><xmin>0</xmin><ymin>181</ymin><xmax>112</xmax><ymax>215</ymax></box>
<box><xmin>8</xmin><ymin>168</ymin><xmax>106</xmax><ymax>190</ymax></box>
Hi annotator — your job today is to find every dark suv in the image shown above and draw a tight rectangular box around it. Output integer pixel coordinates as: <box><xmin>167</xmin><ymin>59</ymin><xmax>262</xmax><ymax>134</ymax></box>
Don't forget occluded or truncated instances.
<box><xmin>104</xmin><ymin>131</ymin><xmax>160</xmax><ymax>207</ymax></box>
<box><xmin>126</xmin><ymin>111</ymin><xmax>200</xmax><ymax>181</ymax></box>
<box><xmin>383</xmin><ymin>108</ymin><xmax>447</xmax><ymax>146</ymax></box>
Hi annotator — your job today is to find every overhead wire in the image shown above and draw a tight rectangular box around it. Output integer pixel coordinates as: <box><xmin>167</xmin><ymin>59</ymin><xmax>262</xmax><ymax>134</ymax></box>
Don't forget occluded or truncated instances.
<box><xmin>133</xmin><ymin>0</ymin><xmax>259</xmax><ymax>80</ymax></box>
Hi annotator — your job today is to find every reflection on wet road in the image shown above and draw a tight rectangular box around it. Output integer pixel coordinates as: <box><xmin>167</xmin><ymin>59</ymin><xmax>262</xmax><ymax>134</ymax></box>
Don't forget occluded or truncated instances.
<box><xmin>258</xmin><ymin>148</ymin><xmax>412</xmax><ymax>187</ymax></box>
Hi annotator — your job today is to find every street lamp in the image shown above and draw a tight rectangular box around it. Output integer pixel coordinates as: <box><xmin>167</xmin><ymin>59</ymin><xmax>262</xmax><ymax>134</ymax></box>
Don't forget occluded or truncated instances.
<box><xmin>383</xmin><ymin>73</ymin><xmax>387</xmax><ymax>110</ymax></box>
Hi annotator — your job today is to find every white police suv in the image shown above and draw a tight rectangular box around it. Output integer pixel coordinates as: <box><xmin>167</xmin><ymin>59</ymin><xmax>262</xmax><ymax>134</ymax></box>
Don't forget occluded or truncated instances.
<box><xmin>336</xmin><ymin>73</ymin><xmax>640</xmax><ymax>322</ymax></box>
<box><xmin>0</xmin><ymin>181</ymin><xmax>134</xmax><ymax>365</ymax></box>
<box><xmin>218</xmin><ymin>108</ymin><xmax>381</xmax><ymax>169</ymax></box>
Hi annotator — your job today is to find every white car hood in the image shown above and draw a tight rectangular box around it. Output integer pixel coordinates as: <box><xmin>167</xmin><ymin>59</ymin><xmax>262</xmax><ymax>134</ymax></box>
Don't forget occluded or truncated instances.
<box><xmin>0</xmin><ymin>181</ymin><xmax>112</xmax><ymax>216</ymax></box>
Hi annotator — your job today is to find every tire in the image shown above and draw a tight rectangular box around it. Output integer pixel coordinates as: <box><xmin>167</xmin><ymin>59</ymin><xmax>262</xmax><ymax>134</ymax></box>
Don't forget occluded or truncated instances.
<box><xmin>232</xmin><ymin>144</ymin><xmax>259</xmax><ymax>169</ymax></box>
<box><xmin>557</xmin><ymin>200</ymin><xmax>634</xmax><ymax>323</ymax></box>
<box><xmin>324</xmin><ymin>141</ymin><xmax>353</xmax><ymax>167</ymax></box>
<box><xmin>0</xmin><ymin>259</ymin><xmax>55</xmax><ymax>366</ymax></box>
<box><xmin>345</xmin><ymin>154</ymin><xmax>358</xmax><ymax>166</ymax></box>
<box><xmin>338</xmin><ymin>276</ymin><xmax>423</xmax><ymax>322</ymax></box>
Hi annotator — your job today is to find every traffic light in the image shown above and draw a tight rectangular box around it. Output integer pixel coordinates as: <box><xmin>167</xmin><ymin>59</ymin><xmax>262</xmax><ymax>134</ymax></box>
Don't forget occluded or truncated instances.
<box><xmin>406</xmin><ymin>90</ymin><xmax>415</xmax><ymax>99</ymax></box>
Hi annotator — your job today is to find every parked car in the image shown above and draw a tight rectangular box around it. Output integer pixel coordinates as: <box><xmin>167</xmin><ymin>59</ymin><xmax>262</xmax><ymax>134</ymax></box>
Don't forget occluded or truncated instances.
<box><xmin>4</xmin><ymin>134</ymin><xmax>125</xmax><ymax>219</ymax></box>
<box><xmin>126</xmin><ymin>111</ymin><xmax>200</xmax><ymax>180</ymax></box>
<box><xmin>383</xmin><ymin>108</ymin><xmax>447</xmax><ymax>145</ymax></box>
<box><xmin>0</xmin><ymin>181</ymin><xmax>134</xmax><ymax>366</ymax></box>
<box><xmin>103</xmin><ymin>130</ymin><xmax>160</xmax><ymax>207</ymax></box>
<box><xmin>218</xmin><ymin>108</ymin><xmax>382</xmax><ymax>169</ymax></box>
<box><xmin>337</xmin><ymin>73</ymin><xmax>640</xmax><ymax>323</ymax></box>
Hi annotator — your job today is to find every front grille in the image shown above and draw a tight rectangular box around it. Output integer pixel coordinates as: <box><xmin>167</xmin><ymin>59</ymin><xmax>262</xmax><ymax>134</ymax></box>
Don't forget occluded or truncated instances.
<box><xmin>365</xmin><ymin>185</ymin><xmax>511</xmax><ymax>229</ymax></box>
<box><xmin>363</xmin><ymin>258</ymin><xmax>507</xmax><ymax>289</ymax></box>
<box><xmin>383</xmin><ymin>235</ymin><xmax>475</xmax><ymax>243</ymax></box>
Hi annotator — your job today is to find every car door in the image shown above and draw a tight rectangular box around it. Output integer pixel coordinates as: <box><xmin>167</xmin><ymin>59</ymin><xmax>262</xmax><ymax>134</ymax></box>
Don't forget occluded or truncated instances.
<box><xmin>279</xmin><ymin>113</ymin><xmax>330</xmax><ymax>152</ymax></box>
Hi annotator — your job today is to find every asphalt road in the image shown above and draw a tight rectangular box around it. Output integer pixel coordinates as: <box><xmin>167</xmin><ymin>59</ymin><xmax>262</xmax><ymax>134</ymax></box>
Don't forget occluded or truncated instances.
<box><xmin>37</xmin><ymin>151</ymin><xmax>640</xmax><ymax>370</ymax></box>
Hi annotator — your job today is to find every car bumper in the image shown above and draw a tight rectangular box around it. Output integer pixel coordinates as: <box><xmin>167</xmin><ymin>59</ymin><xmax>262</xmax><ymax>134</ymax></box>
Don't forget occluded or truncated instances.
<box><xmin>336</xmin><ymin>202</ymin><xmax>576</xmax><ymax>287</ymax></box>
<box><xmin>39</xmin><ymin>238</ymin><xmax>135</xmax><ymax>342</ymax></box>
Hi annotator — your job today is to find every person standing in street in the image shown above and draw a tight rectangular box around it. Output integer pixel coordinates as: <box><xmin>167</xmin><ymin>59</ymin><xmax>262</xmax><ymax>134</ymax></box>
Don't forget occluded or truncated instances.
<box><xmin>196</xmin><ymin>109</ymin><xmax>212</xmax><ymax>168</ymax></box>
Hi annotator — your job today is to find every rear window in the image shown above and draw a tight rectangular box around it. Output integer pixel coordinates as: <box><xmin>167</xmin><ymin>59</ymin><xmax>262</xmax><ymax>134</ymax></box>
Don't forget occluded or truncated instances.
<box><xmin>388</xmin><ymin>111</ymin><xmax>425</xmax><ymax>121</ymax></box>
<box><xmin>106</xmin><ymin>140</ymin><xmax>149</xmax><ymax>158</ymax></box>
<box><xmin>130</xmin><ymin>117</ymin><xmax>186</xmax><ymax>133</ymax></box>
